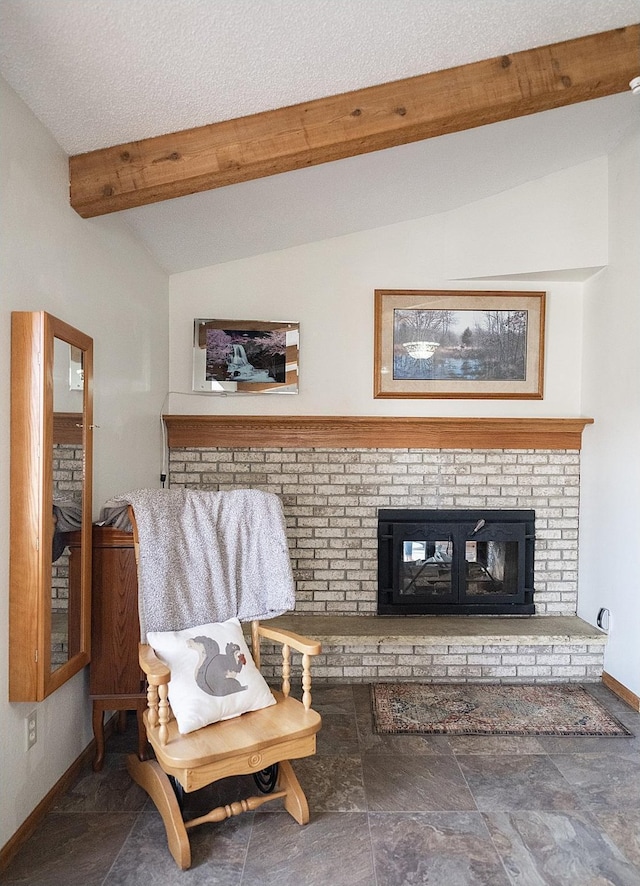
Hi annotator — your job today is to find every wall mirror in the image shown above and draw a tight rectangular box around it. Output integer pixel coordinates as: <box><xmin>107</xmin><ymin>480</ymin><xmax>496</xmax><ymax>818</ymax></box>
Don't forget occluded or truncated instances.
<box><xmin>10</xmin><ymin>312</ymin><xmax>93</xmax><ymax>701</ymax></box>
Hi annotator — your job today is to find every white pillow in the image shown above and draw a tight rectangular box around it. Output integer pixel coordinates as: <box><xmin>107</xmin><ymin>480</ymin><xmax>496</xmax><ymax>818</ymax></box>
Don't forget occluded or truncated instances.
<box><xmin>146</xmin><ymin>618</ymin><xmax>276</xmax><ymax>735</ymax></box>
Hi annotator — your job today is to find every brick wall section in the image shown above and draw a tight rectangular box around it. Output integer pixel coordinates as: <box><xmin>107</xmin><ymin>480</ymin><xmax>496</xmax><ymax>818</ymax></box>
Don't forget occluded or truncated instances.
<box><xmin>169</xmin><ymin>446</ymin><xmax>581</xmax><ymax>617</ymax></box>
<box><xmin>52</xmin><ymin>442</ymin><xmax>84</xmax><ymax>611</ymax></box>
<box><xmin>255</xmin><ymin>639</ymin><xmax>605</xmax><ymax>684</ymax></box>
<box><xmin>51</xmin><ymin>442</ymin><xmax>83</xmax><ymax>664</ymax></box>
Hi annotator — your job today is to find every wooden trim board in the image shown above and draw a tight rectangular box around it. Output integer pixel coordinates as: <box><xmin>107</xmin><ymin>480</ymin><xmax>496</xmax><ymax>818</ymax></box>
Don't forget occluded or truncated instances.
<box><xmin>53</xmin><ymin>412</ymin><xmax>83</xmax><ymax>445</ymax></box>
<box><xmin>602</xmin><ymin>671</ymin><xmax>640</xmax><ymax>711</ymax></box>
<box><xmin>163</xmin><ymin>415</ymin><xmax>593</xmax><ymax>450</ymax></box>
<box><xmin>0</xmin><ymin>716</ymin><xmax>119</xmax><ymax>872</ymax></box>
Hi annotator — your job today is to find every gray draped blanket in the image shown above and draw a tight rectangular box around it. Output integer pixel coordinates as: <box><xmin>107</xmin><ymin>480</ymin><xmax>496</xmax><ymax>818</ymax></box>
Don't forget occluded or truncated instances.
<box><xmin>119</xmin><ymin>488</ymin><xmax>296</xmax><ymax>641</ymax></box>
<box><xmin>52</xmin><ymin>498</ymin><xmax>82</xmax><ymax>562</ymax></box>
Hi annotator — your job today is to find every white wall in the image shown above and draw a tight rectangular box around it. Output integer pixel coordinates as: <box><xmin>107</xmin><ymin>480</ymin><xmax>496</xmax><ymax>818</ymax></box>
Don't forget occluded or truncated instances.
<box><xmin>579</xmin><ymin>120</ymin><xmax>640</xmax><ymax>698</ymax></box>
<box><xmin>167</xmin><ymin>148</ymin><xmax>640</xmax><ymax>699</ymax></box>
<box><xmin>0</xmin><ymin>78</ymin><xmax>169</xmax><ymax>848</ymax></box>
<box><xmin>168</xmin><ymin>158</ymin><xmax>607</xmax><ymax>417</ymax></box>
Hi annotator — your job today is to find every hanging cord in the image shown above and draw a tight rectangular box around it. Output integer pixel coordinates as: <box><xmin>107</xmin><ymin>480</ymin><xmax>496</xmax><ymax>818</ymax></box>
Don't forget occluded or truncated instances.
<box><xmin>159</xmin><ymin>392</ymin><xmax>170</xmax><ymax>487</ymax></box>
<box><xmin>159</xmin><ymin>384</ymin><xmax>275</xmax><ymax>488</ymax></box>
<box><xmin>159</xmin><ymin>389</ymin><xmax>235</xmax><ymax>487</ymax></box>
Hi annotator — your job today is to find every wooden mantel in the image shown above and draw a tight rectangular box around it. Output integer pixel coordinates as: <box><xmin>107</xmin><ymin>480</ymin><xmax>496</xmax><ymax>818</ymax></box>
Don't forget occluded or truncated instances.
<box><xmin>163</xmin><ymin>416</ymin><xmax>593</xmax><ymax>450</ymax></box>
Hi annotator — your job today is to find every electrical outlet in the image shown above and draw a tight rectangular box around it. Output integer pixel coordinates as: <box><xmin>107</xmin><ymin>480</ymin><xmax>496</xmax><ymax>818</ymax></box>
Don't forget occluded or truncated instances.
<box><xmin>597</xmin><ymin>608</ymin><xmax>611</xmax><ymax>633</ymax></box>
<box><xmin>26</xmin><ymin>710</ymin><xmax>37</xmax><ymax>750</ymax></box>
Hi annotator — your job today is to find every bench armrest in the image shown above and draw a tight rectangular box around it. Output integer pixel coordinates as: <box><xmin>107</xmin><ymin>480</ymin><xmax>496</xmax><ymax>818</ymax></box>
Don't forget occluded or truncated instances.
<box><xmin>139</xmin><ymin>643</ymin><xmax>171</xmax><ymax>683</ymax></box>
<box><xmin>256</xmin><ymin>625</ymin><xmax>322</xmax><ymax>656</ymax></box>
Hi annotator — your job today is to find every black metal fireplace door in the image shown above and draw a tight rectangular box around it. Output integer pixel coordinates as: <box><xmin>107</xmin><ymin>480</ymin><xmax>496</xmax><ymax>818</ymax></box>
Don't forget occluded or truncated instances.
<box><xmin>377</xmin><ymin>509</ymin><xmax>535</xmax><ymax>615</ymax></box>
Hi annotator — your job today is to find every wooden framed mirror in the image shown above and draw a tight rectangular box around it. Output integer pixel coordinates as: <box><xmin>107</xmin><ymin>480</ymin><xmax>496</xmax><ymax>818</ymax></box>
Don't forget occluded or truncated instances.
<box><xmin>10</xmin><ymin>312</ymin><xmax>93</xmax><ymax>701</ymax></box>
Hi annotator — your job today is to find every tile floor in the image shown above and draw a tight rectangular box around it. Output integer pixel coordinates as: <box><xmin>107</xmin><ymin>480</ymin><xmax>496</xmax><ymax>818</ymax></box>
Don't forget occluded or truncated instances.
<box><xmin>2</xmin><ymin>682</ymin><xmax>640</xmax><ymax>886</ymax></box>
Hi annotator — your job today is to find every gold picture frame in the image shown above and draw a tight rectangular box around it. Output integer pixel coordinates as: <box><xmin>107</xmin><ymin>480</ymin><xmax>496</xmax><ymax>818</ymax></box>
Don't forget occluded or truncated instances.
<box><xmin>374</xmin><ymin>290</ymin><xmax>545</xmax><ymax>399</ymax></box>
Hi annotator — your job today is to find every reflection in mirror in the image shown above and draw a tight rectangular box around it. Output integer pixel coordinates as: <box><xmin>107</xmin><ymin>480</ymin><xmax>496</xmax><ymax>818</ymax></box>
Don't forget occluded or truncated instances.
<box><xmin>51</xmin><ymin>338</ymin><xmax>84</xmax><ymax>670</ymax></box>
<box><xmin>10</xmin><ymin>311</ymin><xmax>93</xmax><ymax>702</ymax></box>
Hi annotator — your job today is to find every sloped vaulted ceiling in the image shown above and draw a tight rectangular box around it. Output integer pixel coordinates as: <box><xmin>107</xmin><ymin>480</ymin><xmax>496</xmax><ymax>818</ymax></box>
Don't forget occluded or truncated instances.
<box><xmin>68</xmin><ymin>27</ymin><xmax>639</xmax><ymax>218</ymax></box>
<box><xmin>1</xmin><ymin>0</ymin><xmax>638</xmax><ymax>271</ymax></box>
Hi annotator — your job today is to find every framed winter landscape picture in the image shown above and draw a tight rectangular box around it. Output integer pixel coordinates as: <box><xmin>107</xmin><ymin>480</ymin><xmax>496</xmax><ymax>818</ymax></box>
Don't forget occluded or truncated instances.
<box><xmin>193</xmin><ymin>318</ymin><xmax>299</xmax><ymax>394</ymax></box>
<box><xmin>374</xmin><ymin>290</ymin><xmax>545</xmax><ymax>399</ymax></box>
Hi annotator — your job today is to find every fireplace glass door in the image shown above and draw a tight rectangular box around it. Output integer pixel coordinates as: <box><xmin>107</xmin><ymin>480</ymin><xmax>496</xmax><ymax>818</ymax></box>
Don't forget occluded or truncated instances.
<box><xmin>399</xmin><ymin>524</ymin><xmax>458</xmax><ymax>604</ymax></box>
<box><xmin>379</xmin><ymin>509</ymin><xmax>534</xmax><ymax>615</ymax></box>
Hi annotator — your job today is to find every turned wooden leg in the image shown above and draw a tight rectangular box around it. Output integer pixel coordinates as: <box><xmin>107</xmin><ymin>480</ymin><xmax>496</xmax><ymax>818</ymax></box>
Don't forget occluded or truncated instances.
<box><xmin>127</xmin><ymin>755</ymin><xmax>191</xmax><ymax>870</ymax></box>
<box><xmin>92</xmin><ymin>703</ymin><xmax>105</xmax><ymax>772</ymax></box>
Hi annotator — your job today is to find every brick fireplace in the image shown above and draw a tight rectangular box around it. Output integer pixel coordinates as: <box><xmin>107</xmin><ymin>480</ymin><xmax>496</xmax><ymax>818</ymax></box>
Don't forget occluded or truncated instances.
<box><xmin>164</xmin><ymin>416</ymin><xmax>604</xmax><ymax>683</ymax></box>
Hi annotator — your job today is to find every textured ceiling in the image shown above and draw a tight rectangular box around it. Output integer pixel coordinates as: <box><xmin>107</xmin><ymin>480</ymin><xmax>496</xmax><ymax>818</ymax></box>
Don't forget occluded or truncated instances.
<box><xmin>1</xmin><ymin>0</ymin><xmax>639</xmax><ymax>272</ymax></box>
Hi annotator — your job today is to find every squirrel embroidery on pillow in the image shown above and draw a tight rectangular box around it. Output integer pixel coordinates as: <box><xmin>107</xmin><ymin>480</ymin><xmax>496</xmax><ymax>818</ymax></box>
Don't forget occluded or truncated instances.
<box><xmin>187</xmin><ymin>636</ymin><xmax>248</xmax><ymax>697</ymax></box>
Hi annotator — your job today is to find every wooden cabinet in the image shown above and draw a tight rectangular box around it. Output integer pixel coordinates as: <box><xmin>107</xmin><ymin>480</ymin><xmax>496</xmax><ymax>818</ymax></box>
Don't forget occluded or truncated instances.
<box><xmin>89</xmin><ymin>525</ymin><xmax>147</xmax><ymax>770</ymax></box>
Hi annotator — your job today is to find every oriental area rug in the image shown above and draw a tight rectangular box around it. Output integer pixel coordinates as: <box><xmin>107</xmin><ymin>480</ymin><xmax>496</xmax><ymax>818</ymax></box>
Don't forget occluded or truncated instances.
<box><xmin>371</xmin><ymin>683</ymin><xmax>632</xmax><ymax>737</ymax></box>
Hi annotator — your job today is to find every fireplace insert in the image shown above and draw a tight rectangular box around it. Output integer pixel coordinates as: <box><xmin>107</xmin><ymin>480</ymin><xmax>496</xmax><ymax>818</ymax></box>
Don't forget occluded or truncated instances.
<box><xmin>378</xmin><ymin>509</ymin><xmax>535</xmax><ymax>615</ymax></box>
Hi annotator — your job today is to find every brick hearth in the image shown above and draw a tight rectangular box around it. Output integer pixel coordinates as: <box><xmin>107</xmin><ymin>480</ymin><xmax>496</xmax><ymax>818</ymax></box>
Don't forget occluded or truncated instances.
<box><xmin>255</xmin><ymin>614</ymin><xmax>605</xmax><ymax>684</ymax></box>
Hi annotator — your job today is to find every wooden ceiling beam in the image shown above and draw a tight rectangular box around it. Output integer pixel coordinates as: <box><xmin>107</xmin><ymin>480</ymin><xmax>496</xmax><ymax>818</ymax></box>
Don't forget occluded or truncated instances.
<box><xmin>69</xmin><ymin>25</ymin><xmax>639</xmax><ymax>218</ymax></box>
